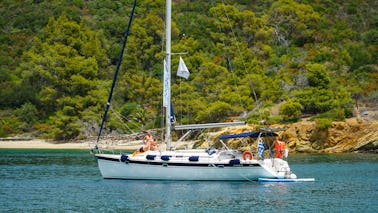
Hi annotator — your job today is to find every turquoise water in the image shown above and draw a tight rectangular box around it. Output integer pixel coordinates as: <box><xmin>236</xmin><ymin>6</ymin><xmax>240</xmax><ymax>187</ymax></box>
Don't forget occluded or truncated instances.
<box><xmin>0</xmin><ymin>149</ymin><xmax>377</xmax><ymax>212</ymax></box>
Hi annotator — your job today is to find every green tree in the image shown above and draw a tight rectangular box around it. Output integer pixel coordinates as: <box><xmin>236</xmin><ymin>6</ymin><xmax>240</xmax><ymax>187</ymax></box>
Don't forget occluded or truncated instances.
<box><xmin>306</xmin><ymin>63</ymin><xmax>330</xmax><ymax>89</ymax></box>
<box><xmin>195</xmin><ymin>101</ymin><xmax>233</xmax><ymax>123</ymax></box>
<box><xmin>18</xmin><ymin>15</ymin><xmax>108</xmax><ymax>140</ymax></box>
<box><xmin>17</xmin><ymin>102</ymin><xmax>39</xmax><ymax>125</ymax></box>
<box><xmin>132</xmin><ymin>107</ymin><xmax>149</xmax><ymax>130</ymax></box>
<box><xmin>267</xmin><ymin>0</ymin><xmax>321</xmax><ymax>46</ymax></box>
<box><xmin>294</xmin><ymin>88</ymin><xmax>334</xmax><ymax>114</ymax></box>
<box><xmin>279</xmin><ymin>100</ymin><xmax>302</xmax><ymax>121</ymax></box>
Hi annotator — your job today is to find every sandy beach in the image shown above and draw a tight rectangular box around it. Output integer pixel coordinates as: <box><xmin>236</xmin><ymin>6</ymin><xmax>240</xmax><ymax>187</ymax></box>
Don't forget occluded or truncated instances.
<box><xmin>0</xmin><ymin>139</ymin><xmax>143</xmax><ymax>150</ymax></box>
<box><xmin>0</xmin><ymin>139</ymin><xmax>91</xmax><ymax>149</ymax></box>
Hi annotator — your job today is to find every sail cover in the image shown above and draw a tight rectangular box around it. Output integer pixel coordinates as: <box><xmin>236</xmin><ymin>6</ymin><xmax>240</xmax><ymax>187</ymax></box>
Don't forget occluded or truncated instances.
<box><xmin>219</xmin><ymin>131</ymin><xmax>278</xmax><ymax>140</ymax></box>
<box><xmin>163</xmin><ymin>59</ymin><xmax>169</xmax><ymax>107</ymax></box>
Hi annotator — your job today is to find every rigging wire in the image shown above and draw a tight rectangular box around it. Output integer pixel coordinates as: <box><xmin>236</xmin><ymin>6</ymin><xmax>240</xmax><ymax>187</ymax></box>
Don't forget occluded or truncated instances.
<box><xmin>208</xmin><ymin>1</ymin><xmax>244</xmax><ymax>111</ymax></box>
<box><xmin>220</xmin><ymin>0</ymin><xmax>258</xmax><ymax>103</ymax></box>
<box><xmin>179</xmin><ymin>78</ymin><xmax>183</xmax><ymax>123</ymax></box>
<box><xmin>209</xmin><ymin>0</ymin><xmax>268</xmax><ymax>129</ymax></box>
<box><xmin>109</xmin><ymin>106</ymin><xmax>137</xmax><ymax>133</ymax></box>
<box><xmin>95</xmin><ymin>0</ymin><xmax>137</xmax><ymax>148</ymax></box>
<box><xmin>209</xmin><ymin>0</ymin><xmax>259</xmax><ymax>111</ymax></box>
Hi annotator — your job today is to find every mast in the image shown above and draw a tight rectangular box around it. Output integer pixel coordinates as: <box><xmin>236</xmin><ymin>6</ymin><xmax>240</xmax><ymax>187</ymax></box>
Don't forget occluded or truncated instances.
<box><xmin>165</xmin><ymin>0</ymin><xmax>172</xmax><ymax>150</ymax></box>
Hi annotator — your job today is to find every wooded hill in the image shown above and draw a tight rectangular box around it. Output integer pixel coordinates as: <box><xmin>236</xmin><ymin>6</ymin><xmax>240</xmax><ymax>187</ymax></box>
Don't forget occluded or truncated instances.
<box><xmin>1</xmin><ymin>0</ymin><xmax>377</xmax><ymax>140</ymax></box>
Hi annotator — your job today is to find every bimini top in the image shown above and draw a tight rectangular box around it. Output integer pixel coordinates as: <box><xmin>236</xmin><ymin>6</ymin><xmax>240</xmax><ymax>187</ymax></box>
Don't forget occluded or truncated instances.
<box><xmin>219</xmin><ymin>131</ymin><xmax>278</xmax><ymax>140</ymax></box>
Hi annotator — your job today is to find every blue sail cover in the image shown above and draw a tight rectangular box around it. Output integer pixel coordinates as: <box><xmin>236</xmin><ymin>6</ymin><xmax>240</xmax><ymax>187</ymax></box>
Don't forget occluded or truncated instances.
<box><xmin>219</xmin><ymin>131</ymin><xmax>278</xmax><ymax>140</ymax></box>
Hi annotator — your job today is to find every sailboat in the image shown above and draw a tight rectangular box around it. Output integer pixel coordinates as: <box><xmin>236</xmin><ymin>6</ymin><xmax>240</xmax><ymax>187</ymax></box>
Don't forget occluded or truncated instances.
<box><xmin>93</xmin><ymin>0</ymin><xmax>298</xmax><ymax>181</ymax></box>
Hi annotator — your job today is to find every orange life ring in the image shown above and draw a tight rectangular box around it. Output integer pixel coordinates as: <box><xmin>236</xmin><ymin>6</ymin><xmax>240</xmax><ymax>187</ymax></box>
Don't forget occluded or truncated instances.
<box><xmin>243</xmin><ymin>151</ymin><xmax>253</xmax><ymax>160</ymax></box>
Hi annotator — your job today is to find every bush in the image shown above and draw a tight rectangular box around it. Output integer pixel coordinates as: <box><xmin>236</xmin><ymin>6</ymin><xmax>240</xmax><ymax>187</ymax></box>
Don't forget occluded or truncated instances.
<box><xmin>121</xmin><ymin>102</ymin><xmax>138</xmax><ymax>118</ymax></box>
<box><xmin>47</xmin><ymin>112</ymin><xmax>81</xmax><ymax>140</ymax></box>
<box><xmin>195</xmin><ymin>101</ymin><xmax>232</xmax><ymax>123</ymax></box>
<box><xmin>32</xmin><ymin>123</ymin><xmax>52</xmax><ymax>136</ymax></box>
<box><xmin>294</xmin><ymin>88</ymin><xmax>334</xmax><ymax>114</ymax></box>
<box><xmin>315</xmin><ymin>118</ymin><xmax>332</xmax><ymax>130</ymax></box>
<box><xmin>0</xmin><ymin>112</ymin><xmax>22</xmax><ymax>136</ymax></box>
<box><xmin>17</xmin><ymin>102</ymin><xmax>38</xmax><ymax>125</ymax></box>
<box><xmin>268</xmin><ymin>116</ymin><xmax>281</xmax><ymax>124</ymax></box>
<box><xmin>245</xmin><ymin>113</ymin><xmax>260</xmax><ymax>124</ymax></box>
<box><xmin>315</xmin><ymin>108</ymin><xmax>347</xmax><ymax>121</ymax></box>
<box><xmin>0</xmin><ymin>127</ymin><xmax>5</xmax><ymax>138</ymax></box>
<box><xmin>344</xmin><ymin>108</ymin><xmax>354</xmax><ymax>118</ymax></box>
<box><xmin>279</xmin><ymin>101</ymin><xmax>302</xmax><ymax>121</ymax></box>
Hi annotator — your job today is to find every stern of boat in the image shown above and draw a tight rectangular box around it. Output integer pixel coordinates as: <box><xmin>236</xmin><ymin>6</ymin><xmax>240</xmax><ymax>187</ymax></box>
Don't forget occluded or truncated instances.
<box><xmin>260</xmin><ymin>158</ymin><xmax>297</xmax><ymax>179</ymax></box>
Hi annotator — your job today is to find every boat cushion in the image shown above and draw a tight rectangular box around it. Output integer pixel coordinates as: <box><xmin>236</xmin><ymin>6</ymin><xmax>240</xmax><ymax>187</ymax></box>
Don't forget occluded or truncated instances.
<box><xmin>146</xmin><ymin>155</ymin><xmax>156</xmax><ymax>160</ymax></box>
<box><xmin>161</xmin><ymin>155</ymin><xmax>171</xmax><ymax>161</ymax></box>
<box><xmin>120</xmin><ymin>154</ymin><xmax>128</xmax><ymax>162</ymax></box>
<box><xmin>189</xmin><ymin>156</ymin><xmax>199</xmax><ymax>161</ymax></box>
<box><xmin>229</xmin><ymin>159</ymin><xmax>240</xmax><ymax>165</ymax></box>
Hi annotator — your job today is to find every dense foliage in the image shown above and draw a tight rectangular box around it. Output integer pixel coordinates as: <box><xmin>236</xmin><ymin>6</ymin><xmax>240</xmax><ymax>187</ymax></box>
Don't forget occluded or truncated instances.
<box><xmin>0</xmin><ymin>0</ymin><xmax>377</xmax><ymax>140</ymax></box>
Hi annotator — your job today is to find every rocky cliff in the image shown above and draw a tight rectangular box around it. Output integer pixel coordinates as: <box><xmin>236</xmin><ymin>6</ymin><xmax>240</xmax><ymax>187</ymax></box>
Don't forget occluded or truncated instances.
<box><xmin>277</xmin><ymin>119</ymin><xmax>378</xmax><ymax>153</ymax></box>
<box><xmin>198</xmin><ymin>118</ymin><xmax>378</xmax><ymax>153</ymax></box>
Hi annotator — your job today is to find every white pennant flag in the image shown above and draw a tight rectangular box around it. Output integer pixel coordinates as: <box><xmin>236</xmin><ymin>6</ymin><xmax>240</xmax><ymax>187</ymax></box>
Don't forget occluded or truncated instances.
<box><xmin>177</xmin><ymin>56</ymin><xmax>190</xmax><ymax>79</ymax></box>
<box><xmin>163</xmin><ymin>59</ymin><xmax>169</xmax><ymax>107</ymax></box>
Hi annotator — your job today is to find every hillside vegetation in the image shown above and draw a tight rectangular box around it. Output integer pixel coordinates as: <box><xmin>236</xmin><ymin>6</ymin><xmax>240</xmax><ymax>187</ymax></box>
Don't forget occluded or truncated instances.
<box><xmin>0</xmin><ymin>0</ymin><xmax>377</xmax><ymax>140</ymax></box>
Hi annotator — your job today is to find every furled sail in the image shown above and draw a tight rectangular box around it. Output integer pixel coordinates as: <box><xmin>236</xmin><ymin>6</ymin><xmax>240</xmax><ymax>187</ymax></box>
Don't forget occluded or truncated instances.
<box><xmin>163</xmin><ymin>59</ymin><xmax>169</xmax><ymax>107</ymax></box>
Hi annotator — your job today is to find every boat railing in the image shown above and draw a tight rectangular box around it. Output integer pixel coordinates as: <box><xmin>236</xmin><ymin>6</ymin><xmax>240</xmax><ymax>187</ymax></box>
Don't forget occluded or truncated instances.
<box><xmin>174</xmin><ymin>121</ymin><xmax>245</xmax><ymax>130</ymax></box>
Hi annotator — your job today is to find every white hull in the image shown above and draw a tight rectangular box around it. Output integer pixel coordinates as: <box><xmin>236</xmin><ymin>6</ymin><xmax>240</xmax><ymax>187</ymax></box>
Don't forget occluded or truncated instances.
<box><xmin>95</xmin><ymin>150</ymin><xmax>295</xmax><ymax>181</ymax></box>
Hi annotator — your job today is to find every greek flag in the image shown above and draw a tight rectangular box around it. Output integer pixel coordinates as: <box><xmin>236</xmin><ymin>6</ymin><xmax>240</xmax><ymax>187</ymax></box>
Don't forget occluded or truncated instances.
<box><xmin>258</xmin><ymin>134</ymin><xmax>265</xmax><ymax>159</ymax></box>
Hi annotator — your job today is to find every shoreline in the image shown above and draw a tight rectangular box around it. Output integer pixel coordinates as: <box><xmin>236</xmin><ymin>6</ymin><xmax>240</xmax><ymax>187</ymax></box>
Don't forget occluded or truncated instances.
<box><xmin>0</xmin><ymin>139</ymin><xmax>142</xmax><ymax>150</ymax></box>
<box><xmin>0</xmin><ymin>138</ymin><xmax>376</xmax><ymax>153</ymax></box>
<box><xmin>0</xmin><ymin>139</ymin><xmax>91</xmax><ymax>150</ymax></box>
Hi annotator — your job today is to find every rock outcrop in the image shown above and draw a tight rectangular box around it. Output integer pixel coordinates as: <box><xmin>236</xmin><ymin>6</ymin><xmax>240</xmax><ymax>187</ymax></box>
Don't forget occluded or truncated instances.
<box><xmin>278</xmin><ymin>119</ymin><xmax>378</xmax><ymax>153</ymax></box>
<box><xmin>200</xmin><ymin>118</ymin><xmax>378</xmax><ymax>153</ymax></box>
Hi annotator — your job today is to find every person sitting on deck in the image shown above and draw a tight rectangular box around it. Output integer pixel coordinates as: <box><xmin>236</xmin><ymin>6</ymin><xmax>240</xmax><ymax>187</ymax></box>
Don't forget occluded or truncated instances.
<box><xmin>150</xmin><ymin>139</ymin><xmax>160</xmax><ymax>152</ymax></box>
<box><xmin>274</xmin><ymin>137</ymin><xmax>285</xmax><ymax>159</ymax></box>
<box><xmin>138</xmin><ymin>131</ymin><xmax>154</xmax><ymax>152</ymax></box>
<box><xmin>143</xmin><ymin>131</ymin><xmax>154</xmax><ymax>145</ymax></box>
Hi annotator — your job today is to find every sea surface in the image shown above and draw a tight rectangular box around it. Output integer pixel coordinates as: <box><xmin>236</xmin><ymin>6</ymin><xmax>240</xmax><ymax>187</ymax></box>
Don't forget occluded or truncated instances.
<box><xmin>0</xmin><ymin>149</ymin><xmax>377</xmax><ymax>213</ymax></box>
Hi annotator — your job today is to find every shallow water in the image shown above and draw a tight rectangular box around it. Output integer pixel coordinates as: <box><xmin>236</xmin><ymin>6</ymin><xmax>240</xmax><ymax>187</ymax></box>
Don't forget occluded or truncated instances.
<box><xmin>0</xmin><ymin>149</ymin><xmax>377</xmax><ymax>212</ymax></box>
